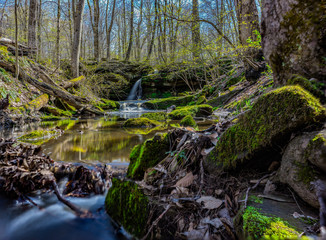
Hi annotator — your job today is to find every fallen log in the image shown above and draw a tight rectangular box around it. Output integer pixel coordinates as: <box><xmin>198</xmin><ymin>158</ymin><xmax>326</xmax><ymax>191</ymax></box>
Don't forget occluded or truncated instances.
<box><xmin>0</xmin><ymin>38</ymin><xmax>36</xmax><ymax>56</ymax></box>
<box><xmin>0</xmin><ymin>60</ymin><xmax>101</xmax><ymax>115</ymax></box>
<box><xmin>63</xmin><ymin>75</ymin><xmax>86</xmax><ymax>89</ymax></box>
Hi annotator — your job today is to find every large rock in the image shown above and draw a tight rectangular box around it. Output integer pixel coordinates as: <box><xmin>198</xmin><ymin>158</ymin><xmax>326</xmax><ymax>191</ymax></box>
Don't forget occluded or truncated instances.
<box><xmin>168</xmin><ymin>104</ymin><xmax>213</xmax><ymax>120</ymax></box>
<box><xmin>278</xmin><ymin>130</ymin><xmax>326</xmax><ymax>208</ymax></box>
<box><xmin>261</xmin><ymin>0</ymin><xmax>326</xmax><ymax>87</ymax></box>
<box><xmin>105</xmin><ymin>179</ymin><xmax>149</xmax><ymax>238</ymax></box>
<box><xmin>127</xmin><ymin>133</ymin><xmax>170</xmax><ymax>179</ymax></box>
<box><xmin>205</xmin><ymin>86</ymin><xmax>326</xmax><ymax>173</ymax></box>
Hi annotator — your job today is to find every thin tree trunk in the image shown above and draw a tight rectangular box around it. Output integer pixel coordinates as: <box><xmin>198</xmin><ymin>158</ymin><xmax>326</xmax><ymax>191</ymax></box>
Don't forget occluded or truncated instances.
<box><xmin>146</xmin><ymin>0</ymin><xmax>158</xmax><ymax>61</ymax></box>
<box><xmin>36</xmin><ymin>0</ymin><xmax>42</xmax><ymax>60</ymax></box>
<box><xmin>55</xmin><ymin>0</ymin><xmax>61</xmax><ymax>67</ymax></box>
<box><xmin>28</xmin><ymin>0</ymin><xmax>38</xmax><ymax>58</ymax></box>
<box><xmin>71</xmin><ymin>0</ymin><xmax>85</xmax><ymax>77</ymax></box>
<box><xmin>135</xmin><ymin>0</ymin><xmax>143</xmax><ymax>60</ymax></box>
<box><xmin>191</xmin><ymin>0</ymin><xmax>200</xmax><ymax>59</ymax></box>
<box><xmin>14</xmin><ymin>0</ymin><xmax>19</xmax><ymax>79</ymax></box>
<box><xmin>106</xmin><ymin>0</ymin><xmax>116</xmax><ymax>60</ymax></box>
<box><xmin>124</xmin><ymin>0</ymin><xmax>134</xmax><ymax>61</ymax></box>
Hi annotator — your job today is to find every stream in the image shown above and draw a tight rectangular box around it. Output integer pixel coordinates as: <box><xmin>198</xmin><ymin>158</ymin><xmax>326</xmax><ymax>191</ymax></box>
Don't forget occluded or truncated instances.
<box><xmin>0</xmin><ymin>103</ymin><xmax>214</xmax><ymax>240</ymax></box>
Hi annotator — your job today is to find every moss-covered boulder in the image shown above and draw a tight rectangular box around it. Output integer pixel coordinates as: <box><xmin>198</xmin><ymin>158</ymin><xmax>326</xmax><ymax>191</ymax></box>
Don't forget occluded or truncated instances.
<box><xmin>168</xmin><ymin>104</ymin><xmax>213</xmax><ymax>120</ymax></box>
<box><xmin>123</xmin><ymin>117</ymin><xmax>161</xmax><ymax>128</ymax></box>
<box><xmin>141</xmin><ymin>112</ymin><xmax>167</xmax><ymax>121</ymax></box>
<box><xmin>105</xmin><ymin>178</ymin><xmax>149</xmax><ymax>238</ymax></box>
<box><xmin>278</xmin><ymin>129</ymin><xmax>326</xmax><ymax>208</ymax></box>
<box><xmin>180</xmin><ymin>115</ymin><xmax>197</xmax><ymax>128</ymax></box>
<box><xmin>127</xmin><ymin>133</ymin><xmax>169</xmax><ymax>179</ymax></box>
<box><xmin>142</xmin><ymin>95</ymin><xmax>194</xmax><ymax>110</ymax></box>
<box><xmin>206</xmin><ymin>86</ymin><xmax>326</xmax><ymax>173</ymax></box>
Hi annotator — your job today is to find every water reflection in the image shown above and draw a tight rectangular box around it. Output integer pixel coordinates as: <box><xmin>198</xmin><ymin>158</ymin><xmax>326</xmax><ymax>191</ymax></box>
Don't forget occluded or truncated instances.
<box><xmin>40</xmin><ymin>118</ymin><xmax>159</xmax><ymax>164</ymax></box>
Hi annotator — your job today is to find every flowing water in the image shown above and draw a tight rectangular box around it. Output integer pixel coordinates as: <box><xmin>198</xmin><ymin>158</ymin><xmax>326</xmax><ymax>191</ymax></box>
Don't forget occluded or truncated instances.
<box><xmin>0</xmin><ymin>103</ymin><xmax>214</xmax><ymax>240</ymax></box>
<box><xmin>0</xmin><ymin>114</ymin><xmax>166</xmax><ymax>240</ymax></box>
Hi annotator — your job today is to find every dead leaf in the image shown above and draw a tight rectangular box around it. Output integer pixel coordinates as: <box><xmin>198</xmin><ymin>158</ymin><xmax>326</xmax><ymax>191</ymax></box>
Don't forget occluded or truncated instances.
<box><xmin>196</xmin><ymin>196</ymin><xmax>223</xmax><ymax>209</ymax></box>
<box><xmin>174</xmin><ymin>172</ymin><xmax>194</xmax><ymax>187</ymax></box>
<box><xmin>171</xmin><ymin>186</ymin><xmax>190</xmax><ymax>197</ymax></box>
<box><xmin>201</xmin><ymin>147</ymin><xmax>215</xmax><ymax>156</ymax></box>
<box><xmin>202</xmin><ymin>217</ymin><xmax>223</xmax><ymax>229</ymax></box>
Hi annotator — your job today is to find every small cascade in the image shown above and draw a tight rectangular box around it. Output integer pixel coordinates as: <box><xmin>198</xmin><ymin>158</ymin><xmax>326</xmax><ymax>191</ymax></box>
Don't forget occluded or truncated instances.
<box><xmin>127</xmin><ymin>79</ymin><xmax>142</xmax><ymax>100</ymax></box>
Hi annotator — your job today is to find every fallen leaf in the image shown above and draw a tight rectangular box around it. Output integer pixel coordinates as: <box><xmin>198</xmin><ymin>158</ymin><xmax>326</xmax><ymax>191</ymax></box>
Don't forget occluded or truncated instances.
<box><xmin>202</xmin><ymin>217</ymin><xmax>223</xmax><ymax>229</ymax></box>
<box><xmin>201</xmin><ymin>147</ymin><xmax>215</xmax><ymax>156</ymax></box>
<box><xmin>174</xmin><ymin>172</ymin><xmax>194</xmax><ymax>187</ymax></box>
<box><xmin>196</xmin><ymin>196</ymin><xmax>223</xmax><ymax>209</ymax></box>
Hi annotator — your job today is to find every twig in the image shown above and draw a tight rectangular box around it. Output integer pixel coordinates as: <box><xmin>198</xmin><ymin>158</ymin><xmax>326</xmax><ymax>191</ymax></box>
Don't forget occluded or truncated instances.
<box><xmin>288</xmin><ymin>187</ymin><xmax>305</xmax><ymax>215</ymax></box>
<box><xmin>51</xmin><ymin>181</ymin><xmax>92</xmax><ymax>218</ymax></box>
<box><xmin>197</xmin><ymin>159</ymin><xmax>204</xmax><ymax>197</ymax></box>
<box><xmin>23</xmin><ymin>194</ymin><xmax>44</xmax><ymax>210</ymax></box>
<box><xmin>244</xmin><ymin>172</ymin><xmax>276</xmax><ymax>209</ymax></box>
<box><xmin>141</xmin><ymin>204</ymin><xmax>171</xmax><ymax>240</ymax></box>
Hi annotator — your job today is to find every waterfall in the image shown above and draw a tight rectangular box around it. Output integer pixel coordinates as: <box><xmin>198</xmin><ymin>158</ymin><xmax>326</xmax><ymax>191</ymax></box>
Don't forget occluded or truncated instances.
<box><xmin>127</xmin><ymin>78</ymin><xmax>142</xmax><ymax>100</ymax></box>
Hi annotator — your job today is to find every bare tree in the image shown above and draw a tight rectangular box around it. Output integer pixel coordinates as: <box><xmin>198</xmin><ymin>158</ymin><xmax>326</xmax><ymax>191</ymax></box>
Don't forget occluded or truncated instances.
<box><xmin>87</xmin><ymin>0</ymin><xmax>100</xmax><ymax>62</ymax></box>
<box><xmin>71</xmin><ymin>0</ymin><xmax>85</xmax><ymax>77</ymax></box>
<box><xmin>105</xmin><ymin>0</ymin><xmax>116</xmax><ymax>60</ymax></box>
<box><xmin>124</xmin><ymin>0</ymin><xmax>134</xmax><ymax>61</ymax></box>
<box><xmin>28</xmin><ymin>0</ymin><xmax>38</xmax><ymax>58</ymax></box>
<box><xmin>55</xmin><ymin>0</ymin><xmax>61</xmax><ymax>66</ymax></box>
<box><xmin>192</xmin><ymin>0</ymin><xmax>200</xmax><ymax>59</ymax></box>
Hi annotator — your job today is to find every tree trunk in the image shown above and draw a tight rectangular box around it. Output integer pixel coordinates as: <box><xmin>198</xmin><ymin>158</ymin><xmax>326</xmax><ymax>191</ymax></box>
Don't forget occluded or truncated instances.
<box><xmin>28</xmin><ymin>0</ymin><xmax>38</xmax><ymax>58</ymax></box>
<box><xmin>55</xmin><ymin>0</ymin><xmax>61</xmax><ymax>67</ymax></box>
<box><xmin>146</xmin><ymin>0</ymin><xmax>158</xmax><ymax>61</ymax></box>
<box><xmin>14</xmin><ymin>0</ymin><xmax>19</xmax><ymax>79</ymax></box>
<box><xmin>261</xmin><ymin>0</ymin><xmax>326</xmax><ymax>87</ymax></box>
<box><xmin>87</xmin><ymin>0</ymin><xmax>100</xmax><ymax>62</ymax></box>
<box><xmin>191</xmin><ymin>0</ymin><xmax>200</xmax><ymax>59</ymax></box>
<box><xmin>124</xmin><ymin>0</ymin><xmax>134</xmax><ymax>61</ymax></box>
<box><xmin>234</xmin><ymin>0</ymin><xmax>259</xmax><ymax>45</ymax></box>
<box><xmin>36</xmin><ymin>0</ymin><xmax>42</xmax><ymax>60</ymax></box>
<box><xmin>71</xmin><ymin>0</ymin><xmax>85</xmax><ymax>78</ymax></box>
<box><xmin>135</xmin><ymin>0</ymin><xmax>143</xmax><ymax>60</ymax></box>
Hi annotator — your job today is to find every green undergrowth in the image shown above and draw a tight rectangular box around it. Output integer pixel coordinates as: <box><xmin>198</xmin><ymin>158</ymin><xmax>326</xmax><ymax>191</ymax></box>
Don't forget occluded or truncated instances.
<box><xmin>143</xmin><ymin>95</ymin><xmax>195</xmax><ymax>110</ymax></box>
<box><xmin>105</xmin><ymin>178</ymin><xmax>148</xmax><ymax>238</ymax></box>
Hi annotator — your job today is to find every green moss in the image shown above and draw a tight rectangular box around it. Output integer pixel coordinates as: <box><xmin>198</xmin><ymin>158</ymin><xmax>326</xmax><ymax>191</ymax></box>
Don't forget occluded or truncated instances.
<box><xmin>287</xmin><ymin>75</ymin><xmax>325</xmax><ymax>102</ymax></box>
<box><xmin>206</xmin><ymin>86</ymin><xmax>326</xmax><ymax>171</ymax></box>
<box><xmin>243</xmin><ymin>207</ymin><xmax>302</xmax><ymax>240</ymax></box>
<box><xmin>96</xmin><ymin>98</ymin><xmax>120</xmax><ymax>110</ymax></box>
<box><xmin>196</xmin><ymin>95</ymin><xmax>207</xmax><ymax>105</ymax></box>
<box><xmin>105</xmin><ymin>178</ymin><xmax>149</xmax><ymax>238</ymax></box>
<box><xmin>42</xmin><ymin>106</ymin><xmax>73</xmax><ymax>117</ymax></box>
<box><xmin>25</xmin><ymin>94</ymin><xmax>49</xmax><ymax>112</ymax></box>
<box><xmin>141</xmin><ymin>112</ymin><xmax>167</xmax><ymax>121</ymax></box>
<box><xmin>180</xmin><ymin>115</ymin><xmax>197</xmax><ymax>128</ymax></box>
<box><xmin>127</xmin><ymin>133</ymin><xmax>169</xmax><ymax>179</ymax></box>
<box><xmin>18</xmin><ymin>129</ymin><xmax>60</xmax><ymax>145</ymax></box>
<box><xmin>143</xmin><ymin>95</ymin><xmax>194</xmax><ymax>110</ymax></box>
<box><xmin>168</xmin><ymin>104</ymin><xmax>213</xmax><ymax>120</ymax></box>
<box><xmin>123</xmin><ymin>117</ymin><xmax>161</xmax><ymax>128</ymax></box>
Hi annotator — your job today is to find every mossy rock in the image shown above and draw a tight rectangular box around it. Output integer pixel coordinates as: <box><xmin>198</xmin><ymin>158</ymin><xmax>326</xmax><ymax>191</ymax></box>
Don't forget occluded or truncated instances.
<box><xmin>105</xmin><ymin>178</ymin><xmax>149</xmax><ymax>238</ymax></box>
<box><xmin>278</xmin><ymin>129</ymin><xmax>326</xmax><ymax>208</ymax></box>
<box><xmin>180</xmin><ymin>115</ymin><xmax>197</xmax><ymax>128</ymax></box>
<box><xmin>143</xmin><ymin>95</ymin><xmax>194</xmax><ymax>110</ymax></box>
<box><xmin>206</xmin><ymin>86</ymin><xmax>326</xmax><ymax>173</ymax></box>
<box><xmin>168</xmin><ymin>104</ymin><xmax>213</xmax><ymax>120</ymax></box>
<box><xmin>140</xmin><ymin>112</ymin><xmax>167</xmax><ymax>121</ymax></box>
<box><xmin>127</xmin><ymin>133</ymin><xmax>170</xmax><ymax>179</ymax></box>
<box><xmin>18</xmin><ymin>129</ymin><xmax>60</xmax><ymax>145</ymax></box>
<box><xmin>123</xmin><ymin>117</ymin><xmax>161</xmax><ymax>128</ymax></box>
<box><xmin>25</xmin><ymin>94</ymin><xmax>49</xmax><ymax>112</ymax></box>
<box><xmin>238</xmin><ymin>206</ymin><xmax>309</xmax><ymax>240</ymax></box>
<box><xmin>287</xmin><ymin>75</ymin><xmax>326</xmax><ymax>103</ymax></box>
<box><xmin>196</xmin><ymin>95</ymin><xmax>207</xmax><ymax>105</ymax></box>
<box><xmin>95</xmin><ymin>98</ymin><xmax>120</xmax><ymax>110</ymax></box>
